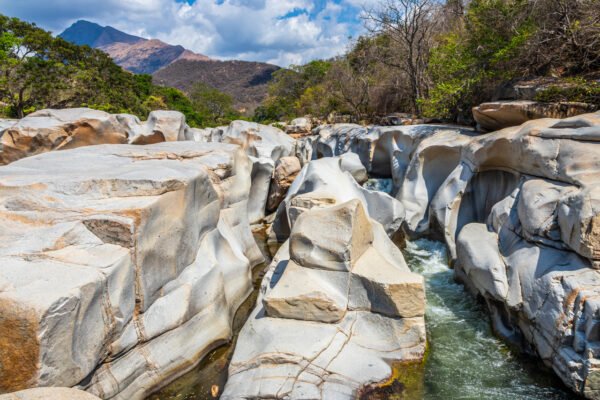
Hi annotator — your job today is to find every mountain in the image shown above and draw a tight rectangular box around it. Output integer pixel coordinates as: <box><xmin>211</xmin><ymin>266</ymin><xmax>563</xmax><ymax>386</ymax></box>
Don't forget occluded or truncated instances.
<box><xmin>59</xmin><ymin>20</ymin><xmax>211</xmax><ymax>74</ymax></box>
<box><xmin>153</xmin><ymin>59</ymin><xmax>279</xmax><ymax>113</ymax></box>
<box><xmin>59</xmin><ymin>20</ymin><xmax>278</xmax><ymax>111</ymax></box>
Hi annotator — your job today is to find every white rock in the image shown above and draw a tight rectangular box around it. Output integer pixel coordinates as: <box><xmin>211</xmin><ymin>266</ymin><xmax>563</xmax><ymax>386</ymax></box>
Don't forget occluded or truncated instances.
<box><xmin>0</xmin><ymin>142</ymin><xmax>262</xmax><ymax>399</ymax></box>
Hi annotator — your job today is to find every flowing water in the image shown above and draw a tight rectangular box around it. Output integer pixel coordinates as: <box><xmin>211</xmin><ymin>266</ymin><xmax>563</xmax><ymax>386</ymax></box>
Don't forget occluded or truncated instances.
<box><xmin>148</xmin><ymin>219</ymin><xmax>575</xmax><ymax>399</ymax></box>
<box><xmin>403</xmin><ymin>238</ymin><xmax>573</xmax><ymax>400</ymax></box>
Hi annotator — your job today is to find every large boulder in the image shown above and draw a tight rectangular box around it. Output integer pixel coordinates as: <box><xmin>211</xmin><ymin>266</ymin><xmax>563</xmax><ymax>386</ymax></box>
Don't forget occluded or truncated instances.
<box><xmin>472</xmin><ymin>100</ymin><xmax>597</xmax><ymax>132</ymax></box>
<box><xmin>0</xmin><ymin>142</ymin><xmax>262</xmax><ymax>399</ymax></box>
<box><xmin>285</xmin><ymin>117</ymin><xmax>312</xmax><ymax>136</ymax></box>
<box><xmin>222</xmin><ymin>201</ymin><xmax>425</xmax><ymax>399</ymax></box>
<box><xmin>0</xmin><ymin>108</ymin><xmax>189</xmax><ymax>164</ymax></box>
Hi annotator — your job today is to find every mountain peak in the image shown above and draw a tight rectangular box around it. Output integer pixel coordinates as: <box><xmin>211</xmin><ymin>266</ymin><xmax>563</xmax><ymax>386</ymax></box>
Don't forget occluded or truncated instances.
<box><xmin>59</xmin><ymin>20</ymin><xmax>210</xmax><ymax>74</ymax></box>
<box><xmin>59</xmin><ymin>20</ymin><xmax>144</xmax><ymax>48</ymax></box>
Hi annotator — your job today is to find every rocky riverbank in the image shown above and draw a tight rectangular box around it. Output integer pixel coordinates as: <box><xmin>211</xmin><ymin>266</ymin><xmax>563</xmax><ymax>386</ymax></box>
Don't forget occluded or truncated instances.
<box><xmin>1</xmin><ymin>108</ymin><xmax>600</xmax><ymax>399</ymax></box>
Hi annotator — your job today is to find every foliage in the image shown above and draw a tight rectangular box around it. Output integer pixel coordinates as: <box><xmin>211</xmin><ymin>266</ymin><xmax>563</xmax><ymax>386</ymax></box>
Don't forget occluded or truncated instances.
<box><xmin>255</xmin><ymin>0</ymin><xmax>600</xmax><ymax>124</ymax></box>
<box><xmin>535</xmin><ymin>79</ymin><xmax>600</xmax><ymax>105</ymax></box>
<box><xmin>189</xmin><ymin>82</ymin><xmax>240</xmax><ymax>126</ymax></box>
<box><xmin>0</xmin><ymin>14</ymin><xmax>236</xmax><ymax>128</ymax></box>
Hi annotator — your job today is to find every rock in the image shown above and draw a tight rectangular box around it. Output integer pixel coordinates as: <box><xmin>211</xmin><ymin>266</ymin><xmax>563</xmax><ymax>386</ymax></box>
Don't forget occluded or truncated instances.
<box><xmin>222</xmin><ymin>201</ymin><xmax>425</xmax><ymax>399</ymax></box>
<box><xmin>391</xmin><ymin>111</ymin><xmax>600</xmax><ymax>398</ymax></box>
<box><xmin>0</xmin><ymin>388</ymin><xmax>100</xmax><ymax>400</ymax></box>
<box><xmin>266</xmin><ymin>156</ymin><xmax>301</xmax><ymax>212</ymax></box>
<box><xmin>472</xmin><ymin>100</ymin><xmax>597</xmax><ymax>132</ymax></box>
<box><xmin>0</xmin><ymin>142</ymin><xmax>262</xmax><ymax>399</ymax></box>
<box><xmin>0</xmin><ymin>108</ymin><xmax>190</xmax><ymax>164</ymax></box>
<box><xmin>188</xmin><ymin>120</ymin><xmax>296</xmax><ymax>222</ymax></box>
<box><xmin>285</xmin><ymin>117</ymin><xmax>312</xmax><ymax>136</ymax></box>
<box><xmin>116</xmin><ymin>110</ymin><xmax>188</xmax><ymax>144</ymax></box>
<box><xmin>269</xmin><ymin>153</ymin><xmax>405</xmax><ymax>243</ymax></box>
<box><xmin>289</xmin><ymin>199</ymin><xmax>373</xmax><ymax>271</ymax></box>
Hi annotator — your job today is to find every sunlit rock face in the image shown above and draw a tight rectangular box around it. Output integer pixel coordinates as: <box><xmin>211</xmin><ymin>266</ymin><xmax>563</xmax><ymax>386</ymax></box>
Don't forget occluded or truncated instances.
<box><xmin>0</xmin><ymin>388</ymin><xmax>101</xmax><ymax>400</ymax></box>
<box><xmin>0</xmin><ymin>142</ymin><xmax>263</xmax><ymax>399</ymax></box>
<box><xmin>472</xmin><ymin>100</ymin><xmax>597</xmax><ymax>132</ymax></box>
<box><xmin>269</xmin><ymin>153</ymin><xmax>405</xmax><ymax>243</ymax></box>
<box><xmin>186</xmin><ymin>120</ymin><xmax>296</xmax><ymax>222</ymax></box>
<box><xmin>0</xmin><ymin>108</ymin><xmax>190</xmax><ymax>165</ymax></box>
<box><xmin>222</xmin><ymin>200</ymin><xmax>425</xmax><ymax>399</ymax></box>
<box><xmin>394</xmin><ymin>111</ymin><xmax>600</xmax><ymax>398</ymax></box>
<box><xmin>300</xmin><ymin>123</ymin><xmax>475</xmax><ymax>194</ymax></box>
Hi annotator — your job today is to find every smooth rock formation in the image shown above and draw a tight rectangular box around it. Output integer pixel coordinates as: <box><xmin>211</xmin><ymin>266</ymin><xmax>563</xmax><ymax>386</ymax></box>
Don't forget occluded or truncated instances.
<box><xmin>472</xmin><ymin>100</ymin><xmax>597</xmax><ymax>132</ymax></box>
<box><xmin>269</xmin><ymin>153</ymin><xmax>405</xmax><ymax>243</ymax></box>
<box><xmin>0</xmin><ymin>108</ymin><xmax>189</xmax><ymax>164</ymax></box>
<box><xmin>394</xmin><ymin>111</ymin><xmax>600</xmax><ymax>398</ymax></box>
<box><xmin>222</xmin><ymin>200</ymin><xmax>426</xmax><ymax>399</ymax></box>
<box><xmin>187</xmin><ymin>120</ymin><xmax>295</xmax><ymax>222</ymax></box>
<box><xmin>307</xmin><ymin>123</ymin><xmax>475</xmax><ymax>193</ymax></box>
<box><xmin>0</xmin><ymin>142</ymin><xmax>262</xmax><ymax>399</ymax></box>
<box><xmin>0</xmin><ymin>388</ymin><xmax>100</xmax><ymax>400</ymax></box>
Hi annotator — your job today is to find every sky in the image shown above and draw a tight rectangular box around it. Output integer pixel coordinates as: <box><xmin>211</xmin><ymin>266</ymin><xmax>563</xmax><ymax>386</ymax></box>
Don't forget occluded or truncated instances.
<box><xmin>0</xmin><ymin>0</ymin><xmax>380</xmax><ymax>67</ymax></box>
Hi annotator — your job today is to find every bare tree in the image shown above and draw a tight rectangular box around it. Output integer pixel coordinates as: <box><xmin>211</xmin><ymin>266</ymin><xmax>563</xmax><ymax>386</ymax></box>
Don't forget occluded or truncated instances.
<box><xmin>364</xmin><ymin>0</ymin><xmax>439</xmax><ymax>115</ymax></box>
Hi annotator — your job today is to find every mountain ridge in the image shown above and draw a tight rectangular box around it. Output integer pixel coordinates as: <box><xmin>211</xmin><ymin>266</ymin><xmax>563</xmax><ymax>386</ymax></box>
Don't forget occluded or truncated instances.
<box><xmin>59</xmin><ymin>20</ymin><xmax>278</xmax><ymax>112</ymax></box>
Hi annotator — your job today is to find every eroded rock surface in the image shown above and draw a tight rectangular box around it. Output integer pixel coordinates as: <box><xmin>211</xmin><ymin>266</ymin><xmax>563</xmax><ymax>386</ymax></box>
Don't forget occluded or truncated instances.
<box><xmin>188</xmin><ymin>120</ymin><xmax>296</xmax><ymax>222</ymax></box>
<box><xmin>222</xmin><ymin>200</ymin><xmax>425</xmax><ymax>399</ymax></box>
<box><xmin>473</xmin><ymin>100</ymin><xmax>597</xmax><ymax>132</ymax></box>
<box><xmin>0</xmin><ymin>108</ymin><xmax>189</xmax><ymax>164</ymax></box>
<box><xmin>393</xmin><ymin>111</ymin><xmax>600</xmax><ymax>398</ymax></box>
<box><xmin>0</xmin><ymin>142</ymin><xmax>262</xmax><ymax>399</ymax></box>
<box><xmin>269</xmin><ymin>153</ymin><xmax>405</xmax><ymax>243</ymax></box>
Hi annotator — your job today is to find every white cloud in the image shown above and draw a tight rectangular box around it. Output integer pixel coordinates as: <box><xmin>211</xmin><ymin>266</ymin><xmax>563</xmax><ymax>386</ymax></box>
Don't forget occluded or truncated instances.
<box><xmin>0</xmin><ymin>0</ymin><xmax>370</xmax><ymax>66</ymax></box>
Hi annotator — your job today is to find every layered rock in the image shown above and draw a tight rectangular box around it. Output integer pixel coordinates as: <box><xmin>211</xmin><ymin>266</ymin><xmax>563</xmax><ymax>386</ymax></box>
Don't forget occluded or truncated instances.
<box><xmin>266</xmin><ymin>156</ymin><xmax>302</xmax><ymax>212</ymax></box>
<box><xmin>187</xmin><ymin>120</ymin><xmax>296</xmax><ymax>222</ymax></box>
<box><xmin>394</xmin><ymin>111</ymin><xmax>600</xmax><ymax>397</ymax></box>
<box><xmin>473</xmin><ymin>100</ymin><xmax>597</xmax><ymax>132</ymax></box>
<box><xmin>222</xmin><ymin>200</ymin><xmax>426</xmax><ymax>399</ymax></box>
<box><xmin>285</xmin><ymin>117</ymin><xmax>312</xmax><ymax>137</ymax></box>
<box><xmin>0</xmin><ymin>108</ymin><xmax>189</xmax><ymax>164</ymax></box>
<box><xmin>0</xmin><ymin>142</ymin><xmax>263</xmax><ymax>399</ymax></box>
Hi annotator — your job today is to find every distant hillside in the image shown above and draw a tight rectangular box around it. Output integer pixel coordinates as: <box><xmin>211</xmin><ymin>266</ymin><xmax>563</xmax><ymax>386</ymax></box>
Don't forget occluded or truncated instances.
<box><xmin>59</xmin><ymin>20</ymin><xmax>279</xmax><ymax>110</ymax></box>
<box><xmin>59</xmin><ymin>20</ymin><xmax>210</xmax><ymax>74</ymax></box>
<box><xmin>153</xmin><ymin>59</ymin><xmax>279</xmax><ymax>112</ymax></box>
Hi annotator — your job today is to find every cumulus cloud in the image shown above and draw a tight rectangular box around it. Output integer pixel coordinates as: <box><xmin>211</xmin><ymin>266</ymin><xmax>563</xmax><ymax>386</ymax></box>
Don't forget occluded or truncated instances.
<box><xmin>0</xmin><ymin>0</ymin><xmax>374</xmax><ymax>66</ymax></box>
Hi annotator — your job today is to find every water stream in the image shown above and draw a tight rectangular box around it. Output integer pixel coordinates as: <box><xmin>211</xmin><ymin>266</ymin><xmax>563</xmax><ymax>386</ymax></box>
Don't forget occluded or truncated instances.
<box><xmin>403</xmin><ymin>239</ymin><xmax>572</xmax><ymax>399</ymax></box>
<box><xmin>148</xmin><ymin>214</ymin><xmax>575</xmax><ymax>399</ymax></box>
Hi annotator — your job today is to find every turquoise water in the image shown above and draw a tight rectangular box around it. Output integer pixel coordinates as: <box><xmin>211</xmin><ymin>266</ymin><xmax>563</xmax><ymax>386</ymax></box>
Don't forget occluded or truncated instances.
<box><xmin>404</xmin><ymin>239</ymin><xmax>573</xmax><ymax>400</ymax></box>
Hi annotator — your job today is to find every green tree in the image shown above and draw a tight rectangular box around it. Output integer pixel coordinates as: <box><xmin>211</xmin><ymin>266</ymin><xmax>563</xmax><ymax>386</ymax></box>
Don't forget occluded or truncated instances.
<box><xmin>190</xmin><ymin>82</ymin><xmax>239</xmax><ymax>126</ymax></box>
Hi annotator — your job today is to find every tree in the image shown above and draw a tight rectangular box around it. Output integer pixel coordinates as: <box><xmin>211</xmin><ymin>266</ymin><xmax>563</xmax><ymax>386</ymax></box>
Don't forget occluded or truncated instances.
<box><xmin>190</xmin><ymin>82</ymin><xmax>239</xmax><ymax>126</ymax></box>
<box><xmin>364</xmin><ymin>0</ymin><xmax>439</xmax><ymax>114</ymax></box>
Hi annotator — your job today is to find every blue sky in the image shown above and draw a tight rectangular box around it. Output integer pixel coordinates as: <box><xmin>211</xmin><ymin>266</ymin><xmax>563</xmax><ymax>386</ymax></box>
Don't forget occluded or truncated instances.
<box><xmin>0</xmin><ymin>0</ymin><xmax>377</xmax><ymax>66</ymax></box>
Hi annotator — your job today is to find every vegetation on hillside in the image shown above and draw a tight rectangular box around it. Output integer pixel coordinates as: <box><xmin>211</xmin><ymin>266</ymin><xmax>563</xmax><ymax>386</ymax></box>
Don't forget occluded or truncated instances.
<box><xmin>0</xmin><ymin>15</ymin><xmax>240</xmax><ymax>127</ymax></box>
<box><xmin>256</xmin><ymin>0</ymin><xmax>600</xmax><ymax>124</ymax></box>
